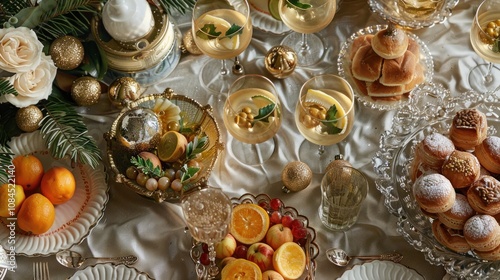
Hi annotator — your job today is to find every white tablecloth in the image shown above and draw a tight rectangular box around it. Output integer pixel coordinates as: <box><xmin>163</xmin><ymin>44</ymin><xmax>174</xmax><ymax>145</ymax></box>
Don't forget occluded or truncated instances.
<box><xmin>5</xmin><ymin>0</ymin><xmax>488</xmax><ymax>279</ymax></box>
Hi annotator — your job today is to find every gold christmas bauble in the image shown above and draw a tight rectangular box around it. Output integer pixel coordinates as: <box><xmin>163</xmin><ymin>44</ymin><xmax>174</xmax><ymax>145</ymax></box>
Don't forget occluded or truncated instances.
<box><xmin>108</xmin><ymin>77</ymin><xmax>142</xmax><ymax>108</ymax></box>
<box><xmin>325</xmin><ymin>154</ymin><xmax>352</xmax><ymax>174</ymax></box>
<box><xmin>49</xmin><ymin>36</ymin><xmax>85</xmax><ymax>70</ymax></box>
<box><xmin>16</xmin><ymin>105</ymin><xmax>43</xmax><ymax>132</ymax></box>
<box><xmin>281</xmin><ymin>161</ymin><xmax>312</xmax><ymax>193</ymax></box>
<box><xmin>71</xmin><ymin>76</ymin><xmax>101</xmax><ymax>106</ymax></box>
<box><xmin>265</xmin><ymin>45</ymin><xmax>297</xmax><ymax>79</ymax></box>
<box><xmin>182</xmin><ymin>30</ymin><xmax>203</xmax><ymax>55</ymax></box>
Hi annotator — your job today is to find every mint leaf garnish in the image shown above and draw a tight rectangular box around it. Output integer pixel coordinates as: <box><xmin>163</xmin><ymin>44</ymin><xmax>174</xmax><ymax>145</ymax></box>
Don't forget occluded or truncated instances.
<box><xmin>196</xmin><ymin>23</ymin><xmax>221</xmax><ymax>40</ymax></box>
<box><xmin>254</xmin><ymin>103</ymin><xmax>276</xmax><ymax>123</ymax></box>
<box><xmin>287</xmin><ymin>0</ymin><xmax>312</xmax><ymax>9</ymax></box>
<box><xmin>226</xmin><ymin>23</ymin><xmax>243</xmax><ymax>38</ymax></box>
<box><xmin>493</xmin><ymin>39</ymin><xmax>500</xmax><ymax>53</ymax></box>
<box><xmin>321</xmin><ymin>105</ymin><xmax>343</xmax><ymax>135</ymax></box>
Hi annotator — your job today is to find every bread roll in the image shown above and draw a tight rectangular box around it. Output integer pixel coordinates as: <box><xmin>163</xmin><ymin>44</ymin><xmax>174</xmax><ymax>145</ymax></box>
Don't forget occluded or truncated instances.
<box><xmin>413</xmin><ymin>172</ymin><xmax>455</xmax><ymax>213</ymax></box>
<box><xmin>404</xmin><ymin>63</ymin><xmax>425</xmax><ymax>92</ymax></box>
<box><xmin>438</xmin><ymin>193</ymin><xmax>476</xmax><ymax>230</ymax></box>
<box><xmin>449</xmin><ymin>108</ymin><xmax>488</xmax><ymax>151</ymax></box>
<box><xmin>349</xmin><ymin>34</ymin><xmax>373</xmax><ymax>61</ymax></box>
<box><xmin>463</xmin><ymin>214</ymin><xmax>500</xmax><ymax>252</ymax></box>
<box><xmin>371</xmin><ymin>26</ymin><xmax>409</xmax><ymax>59</ymax></box>
<box><xmin>432</xmin><ymin>219</ymin><xmax>471</xmax><ymax>253</ymax></box>
<box><xmin>416</xmin><ymin>132</ymin><xmax>455</xmax><ymax>171</ymax></box>
<box><xmin>379</xmin><ymin>51</ymin><xmax>417</xmax><ymax>86</ymax></box>
<box><xmin>467</xmin><ymin>175</ymin><xmax>500</xmax><ymax>215</ymax></box>
<box><xmin>366</xmin><ymin>79</ymin><xmax>405</xmax><ymax>98</ymax></box>
<box><xmin>351</xmin><ymin>45</ymin><xmax>383</xmax><ymax>82</ymax></box>
<box><xmin>406</xmin><ymin>38</ymin><xmax>420</xmax><ymax>62</ymax></box>
<box><xmin>442</xmin><ymin>150</ymin><xmax>481</xmax><ymax>189</ymax></box>
<box><xmin>475</xmin><ymin>136</ymin><xmax>500</xmax><ymax>174</ymax></box>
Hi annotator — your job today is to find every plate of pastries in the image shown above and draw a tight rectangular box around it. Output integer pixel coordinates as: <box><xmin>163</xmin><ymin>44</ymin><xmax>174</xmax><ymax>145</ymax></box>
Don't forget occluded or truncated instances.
<box><xmin>374</xmin><ymin>86</ymin><xmax>500</xmax><ymax>279</ymax></box>
<box><xmin>338</xmin><ymin>24</ymin><xmax>433</xmax><ymax>111</ymax></box>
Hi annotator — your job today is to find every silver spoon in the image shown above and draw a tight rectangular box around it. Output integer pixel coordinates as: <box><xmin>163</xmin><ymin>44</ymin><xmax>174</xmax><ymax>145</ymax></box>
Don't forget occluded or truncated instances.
<box><xmin>55</xmin><ymin>250</ymin><xmax>138</xmax><ymax>269</ymax></box>
<box><xmin>232</xmin><ymin>56</ymin><xmax>244</xmax><ymax>75</ymax></box>
<box><xmin>326</xmin><ymin>248</ymin><xmax>403</xmax><ymax>267</ymax></box>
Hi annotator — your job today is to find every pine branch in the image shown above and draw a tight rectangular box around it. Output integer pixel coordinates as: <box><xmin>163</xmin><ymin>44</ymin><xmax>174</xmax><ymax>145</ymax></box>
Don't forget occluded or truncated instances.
<box><xmin>0</xmin><ymin>145</ymin><xmax>14</xmax><ymax>185</ymax></box>
<box><xmin>0</xmin><ymin>103</ymin><xmax>21</xmax><ymax>146</ymax></box>
<box><xmin>0</xmin><ymin>0</ymin><xmax>32</xmax><ymax>24</ymax></box>
<box><xmin>0</xmin><ymin>79</ymin><xmax>17</xmax><ymax>97</ymax></box>
<box><xmin>156</xmin><ymin>0</ymin><xmax>195</xmax><ymax>15</ymax></box>
<box><xmin>39</xmin><ymin>87</ymin><xmax>102</xmax><ymax>169</ymax></box>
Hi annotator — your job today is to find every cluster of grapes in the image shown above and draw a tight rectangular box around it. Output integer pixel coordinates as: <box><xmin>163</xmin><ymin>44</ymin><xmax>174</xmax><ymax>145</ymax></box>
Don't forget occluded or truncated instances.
<box><xmin>125</xmin><ymin>165</ymin><xmax>184</xmax><ymax>192</ymax></box>
<box><xmin>481</xmin><ymin>19</ymin><xmax>500</xmax><ymax>45</ymax></box>
<box><xmin>233</xmin><ymin>106</ymin><xmax>255</xmax><ymax>129</ymax></box>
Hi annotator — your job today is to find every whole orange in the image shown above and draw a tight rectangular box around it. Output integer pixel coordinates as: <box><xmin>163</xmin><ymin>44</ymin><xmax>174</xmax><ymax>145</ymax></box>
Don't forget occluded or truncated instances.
<box><xmin>17</xmin><ymin>193</ymin><xmax>55</xmax><ymax>235</ymax></box>
<box><xmin>12</xmin><ymin>154</ymin><xmax>44</xmax><ymax>191</ymax></box>
<box><xmin>40</xmin><ymin>166</ymin><xmax>76</xmax><ymax>205</ymax></box>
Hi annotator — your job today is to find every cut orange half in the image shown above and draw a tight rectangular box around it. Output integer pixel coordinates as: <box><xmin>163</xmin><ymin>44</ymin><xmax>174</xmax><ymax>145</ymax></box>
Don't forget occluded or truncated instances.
<box><xmin>157</xmin><ymin>130</ymin><xmax>188</xmax><ymax>162</ymax></box>
<box><xmin>230</xmin><ymin>203</ymin><xmax>270</xmax><ymax>245</ymax></box>
<box><xmin>272</xmin><ymin>242</ymin><xmax>306</xmax><ymax>280</ymax></box>
<box><xmin>221</xmin><ymin>259</ymin><xmax>262</xmax><ymax>280</ymax></box>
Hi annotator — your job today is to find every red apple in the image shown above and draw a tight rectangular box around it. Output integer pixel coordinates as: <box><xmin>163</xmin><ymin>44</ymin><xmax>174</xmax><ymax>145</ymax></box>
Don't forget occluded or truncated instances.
<box><xmin>246</xmin><ymin>242</ymin><xmax>274</xmax><ymax>272</ymax></box>
<box><xmin>215</xmin><ymin>233</ymin><xmax>237</xmax><ymax>259</ymax></box>
<box><xmin>262</xmin><ymin>270</ymin><xmax>285</xmax><ymax>280</ymax></box>
<box><xmin>266</xmin><ymin>224</ymin><xmax>294</xmax><ymax>250</ymax></box>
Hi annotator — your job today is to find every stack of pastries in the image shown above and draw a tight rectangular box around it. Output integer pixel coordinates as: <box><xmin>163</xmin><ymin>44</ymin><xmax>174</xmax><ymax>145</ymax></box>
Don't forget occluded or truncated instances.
<box><xmin>349</xmin><ymin>26</ymin><xmax>425</xmax><ymax>101</ymax></box>
<box><xmin>410</xmin><ymin>108</ymin><xmax>500</xmax><ymax>260</ymax></box>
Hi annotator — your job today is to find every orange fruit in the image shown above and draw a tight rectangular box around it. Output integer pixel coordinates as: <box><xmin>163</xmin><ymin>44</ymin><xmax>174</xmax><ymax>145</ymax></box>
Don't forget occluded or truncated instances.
<box><xmin>17</xmin><ymin>193</ymin><xmax>55</xmax><ymax>235</ymax></box>
<box><xmin>0</xmin><ymin>184</ymin><xmax>25</xmax><ymax>217</ymax></box>
<box><xmin>157</xmin><ymin>130</ymin><xmax>188</xmax><ymax>162</ymax></box>
<box><xmin>12</xmin><ymin>154</ymin><xmax>44</xmax><ymax>191</ymax></box>
<box><xmin>272</xmin><ymin>242</ymin><xmax>306</xmax><ymax>280</ymax></box>
<box><xmin>40</xmin><ymin>166</ymin><xmax>76</xmax><ymax>205</ymax></box>
<box><xmin>230</xmin><ymin>203</ymin><xmax>270</xmax><ymax>245</ymax></box>
<box><xmin>221</xmin><ymin>258</ymin><xmax>262</xmax><ymax>280</ymax></box>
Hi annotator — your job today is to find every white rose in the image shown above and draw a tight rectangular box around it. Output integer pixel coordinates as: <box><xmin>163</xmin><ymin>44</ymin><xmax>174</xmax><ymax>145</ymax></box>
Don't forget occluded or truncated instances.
<box><xmin>3</xmin><ymin>54</ymin><xmax>57</xmax><ymax>108</ymax></box>
<box><xmin>0</xmin><ymin>27</ymin><xmax>43</xmax><ymax>73</ymax></box>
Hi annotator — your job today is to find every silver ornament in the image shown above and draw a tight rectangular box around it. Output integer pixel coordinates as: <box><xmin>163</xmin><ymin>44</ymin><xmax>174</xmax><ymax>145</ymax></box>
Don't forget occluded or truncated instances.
<box><xmin>265</xmin><ymin>45</ymin><xmax>297</xmax><ymax>79</ymax></box>
<box><xmin>115</xmin><ymin>108</ymin><xmax>161</xmax><ymax>153</ymax></box>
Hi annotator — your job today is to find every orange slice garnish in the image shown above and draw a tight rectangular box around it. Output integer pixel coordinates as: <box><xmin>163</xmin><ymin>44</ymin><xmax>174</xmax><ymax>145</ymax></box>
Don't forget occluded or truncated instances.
<box><xmin>221</xmin><ymin>259</ymin><xmax>262</xmax><ymax>280</ymax></box>
<box><xmin>230</xmin><ymin>203</ymin><xmax>270</xmax><ymax>245</ymax></box>
<box><xmin>272</xmin><ymin>242</ymin><xmax>306</xmax><ymax>280</ymax></box>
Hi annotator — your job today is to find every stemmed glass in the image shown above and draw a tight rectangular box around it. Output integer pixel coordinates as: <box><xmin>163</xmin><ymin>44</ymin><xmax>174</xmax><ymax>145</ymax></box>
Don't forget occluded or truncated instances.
<box><xmin>469</xmin><ymin>0</ymin><xmax>500</xmax><ymax>93</ymax></box>
<box><xmin>278</xmin><ymin>0</ymin><xmax>336</xmax><ymax>66</ymax></box>
<box><xmin>295</xmin><ymin>74</ymin><xmax>354</xmax><ymax>173</ymax></box>
<box><xmin>192</xmin><ymin>0</ymin><xmax>253</xmax><ymax>95</ymax></box>
<box><xmin>222</xmin><ymin>74</ymin><xmax>282</xmax><ymax>165</ymax></box>
<box><xmin>181</xmin><ymin>187</ymin><xmax>232</xmax><ymax>278</ymax></box>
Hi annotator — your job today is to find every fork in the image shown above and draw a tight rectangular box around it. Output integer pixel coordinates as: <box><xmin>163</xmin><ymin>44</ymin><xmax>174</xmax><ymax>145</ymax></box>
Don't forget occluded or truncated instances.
<box><xmin>33</xmin><ymin>262</ymin><xmax>50</xmax><ymax>280</ymax></box>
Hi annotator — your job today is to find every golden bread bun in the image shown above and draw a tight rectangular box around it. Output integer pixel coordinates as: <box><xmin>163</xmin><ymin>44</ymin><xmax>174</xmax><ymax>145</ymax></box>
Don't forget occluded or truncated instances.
<box><xmin>467</xmin><ymin>175</ymin><xmax>500</xmax><ymax>216</ymax></box>
<box><xmin>475</xmin><ymin>136</ymin><xmax>500</xmax><ymax>174</ymax></box>
<box><xmin>441</xmin><ymin>150</ymin><xmax>481</xmax><ymax>189</ymax></box>
<box><xmin>416</xmin><ymin>132</ymin><xmax>455</xmax><ymax>171</ymax></box>
<box><xmin>371</xmin><ymin>26</ymin><xmax>409</xmax><ymax>59</ymax></box>
<box><xmin>379</xmin><ymin>51</ymin><xmax>417</xmax><ymax>86</ymax></box>
<box><xmin>413</xmin><ymin>172</ymin><xmax>456</xmax><ymax>213</ymax></box>
<box><xmin>438</xmin><ymin>193</ymin><xmax>476</xmax><ymax>230</ymax></box>
<box><xmin>351</xmin><ymin>44</ymin><xmax>383</xmax><ymax>82</ymax></box>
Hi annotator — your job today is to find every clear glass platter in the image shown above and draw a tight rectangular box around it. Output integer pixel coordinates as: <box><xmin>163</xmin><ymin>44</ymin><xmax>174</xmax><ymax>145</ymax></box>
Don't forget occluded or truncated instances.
<box><xmin>337</xmin><ymin>25</ymin><xmax>434</xmax><ymax>111</ymax></box>
<box><xmin>367</xmin><ymin>0</ymin><xmax>459</xmax><ymax>30</ymax></box>
<box><xmin>337</xmin><ymin>260</ymin><xmax>424</xmax><ymax>280</ymax></box>
<box><xmin>0</xmin><ymin>131</ymin><xmax>109</xmax><ymax>256</ymax></box>
<box><xmin>373</xmin><ymin>85</ymin><xmax>500</xmax><ymax>279</ymax></box>
<box><xmin>69</xmin><ymin>263</ymin><xmax>153</xmax><ymax>280</ymax></box>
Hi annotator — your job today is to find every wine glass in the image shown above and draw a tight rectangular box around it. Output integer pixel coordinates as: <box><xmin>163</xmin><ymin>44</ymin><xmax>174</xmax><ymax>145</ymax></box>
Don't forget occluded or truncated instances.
<box><xmin>181</xmin><ymin>186</ymin><xmax>232</xmax><ymax>278</ymax></box>
<box><xmin>278</xmin><ymin>0</ymin><xmax>336</xmax><ymax>66</ymax></box>
<box><xmin>192</xmin><ymin>0</ymin><xmax>253</xmax><ymax>95</ymax></box>
<box><xmin>469</xmin><ymin>0</ymin><xmax>500</xmax><ymax>93</ymax></box>
<box><xmin>222</xmin><ymin>74</ymin><xmax>282</xmax><ymax>165</ymax></box>
<box><xmin>295</xmin><ymin>74</ymin><xmax>354</xmax><ymax>173</ymax></box>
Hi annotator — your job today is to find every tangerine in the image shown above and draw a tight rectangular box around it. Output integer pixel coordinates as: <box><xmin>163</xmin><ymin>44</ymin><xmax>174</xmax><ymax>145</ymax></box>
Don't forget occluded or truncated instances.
<box><xmin>220</xmin><ymin>258</ymin><xmax>262</xmax><ymax>280</ymax></box>
<box><xmin>40</xmin><ymin>166</ymin><xmax>76</xmax><ymax>205</ymax></box>
<box><xmin>0</xmin><ymin>184</ymin><xmax>25</xmax><ymax>217</ymax></box>
<box><xmin>12</xmin><ymin>154</ymin><xmax>44</xmax><ymax>191</ymax></box>
<box><xmin>230</xmin><ymin>203</ymin><xmax>270</xmax><ymax>245</ymax></box>
<box><xmin>17</xmin><ymin>193</ymin><xmax>55</xmax><ymax>235</ymax></box>
<box><xmin>272</xmin><ymin>242</ymin><xmax>306</xmax><ymax>280</ymax></box>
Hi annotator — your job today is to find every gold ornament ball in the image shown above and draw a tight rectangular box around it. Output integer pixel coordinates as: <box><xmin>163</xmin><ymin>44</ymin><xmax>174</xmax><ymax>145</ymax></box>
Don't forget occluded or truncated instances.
<box><xmin>182</xmin><ymin>30</ymin><xmax>203</xmax><ymax>55</ymax></box>
<box><xmin>281</xmin><ymin>161</ymin><xmax>312</xmax><ymax>193</ymax></box>
<box><xmin>71</xmin><ymin>77</ymin><xmax>101</xmax><ymax>106</ymax></box>
<box><xmin>108</xmin><ymin>77</ymin><xmax>142</xmax><ymax>108</ymax></box>
<box><xmin>16</xmin><ymin>105</ymin><xmax>43</xmax><ymax>132</ymax></box>
<box><xmin>265</xmin><ymin>45</ymin><xmax>297</xmax><ymax>79</ymax></box>
<box><xmin>325</xmin><ymin>154</ymin><xmax>352</xmax><ymax>174</ymax></box>
<box><xmin>49</xmin><ymin>36</ymin><xmax>85</xmax><ymax>70</ymax></box>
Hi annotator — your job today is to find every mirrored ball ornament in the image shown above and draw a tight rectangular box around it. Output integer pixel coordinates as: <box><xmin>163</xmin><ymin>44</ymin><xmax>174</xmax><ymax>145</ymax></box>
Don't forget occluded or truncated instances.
<box><xmin>265</xmin><ymin>45</ymin><xmax>298</xmax><ymax>79</ymax></box>
<box><xmin>115</xmin><ymin>108</ymin><xmax>161</xmax><ymax>152</ymax></box>
<box><xmin>108</xmin><ymin>77</ymin><xmax>142</xmax><ymax>108</ymax></box>
<box><xmin>281</xmin><ymin>161</ymin><xmax>312</xmax><ymax>193</ymax></box>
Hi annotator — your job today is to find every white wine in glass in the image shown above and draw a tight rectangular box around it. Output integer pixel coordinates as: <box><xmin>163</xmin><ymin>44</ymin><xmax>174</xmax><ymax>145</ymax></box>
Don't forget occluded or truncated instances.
<box><xmin>469</xmin><ymin>0</ymin><xmax>500</xmax><ymax>93</ymax></box>
<box><xmin>295</xmin><ymin>74</ymin><xmax>354</xmax><ymax>173</ymax></box>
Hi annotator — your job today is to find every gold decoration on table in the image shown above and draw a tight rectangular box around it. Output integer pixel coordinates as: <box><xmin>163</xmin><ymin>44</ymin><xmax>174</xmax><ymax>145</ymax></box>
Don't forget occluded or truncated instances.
<box><xmin>325</xmin><ymin>154</ymin><xmax>352</xmax><ymax>174</ymax></box>
<box><xmin>115</xmin><ymin>108</ymin><xmax>162</xmax><ymax>153</ymax></box>
<box><xmin>181</xmin><ymin>30</ymin><xmax>203</xmax><ymax>55</ymax></box>
<box><xmin>281</xmin><ymin>161</ymin><xmax>312</xmax><ymax>193</ymax></box>
<box><xmin>15</xmin><ymin>105</ymin><xmax>43</xmax><ymax>132</ymax></box>
<box><xmin>71</xmin><ymin>77</ymin><xmax>101</xmax><ymax>106</ymax></box>
<box><xmin>49</xmin><ymin>36</ymin><xmax>85</xmax><ymax>70</ymax></box>
<box><xmin>108</xmin><ymin>77</ymin><xmax>142</xmax><ymax>108</ymax></box>
<box><xmin>264</xmin><ymin>45</ymin><xmax>297</xmax><ymax>79</ymax></box>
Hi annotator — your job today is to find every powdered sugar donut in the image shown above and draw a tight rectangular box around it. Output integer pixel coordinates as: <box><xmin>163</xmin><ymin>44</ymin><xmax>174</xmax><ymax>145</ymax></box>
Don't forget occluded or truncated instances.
<box><xmin>413</xmin><ymin>172</ymin><xmax>455</xmax><ymax>213</ymax></box>
<box><xmin>464</xmin><ymin>214</ymin><xmax>500</xmax><ymax>252</ymax></box>
<box><xmin>438</xmin><ymin>193</ymin><xmax>476</xmax><ymax>230</ymax></box>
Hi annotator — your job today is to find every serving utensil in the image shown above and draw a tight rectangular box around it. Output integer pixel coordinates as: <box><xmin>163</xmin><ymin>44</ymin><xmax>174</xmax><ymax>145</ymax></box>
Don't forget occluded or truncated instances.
<box><xmin>55</xmin><ymin>250</ymin><xmax>137</xmax><ymax>269</ymax></box>
<box><xmin>232</xmin><ymin>56</ymin><xmax>244</xmax><ymax>75</ymax></box>
<box><xmin>326</xmin><ymin>248</ymin><xmax>403</xmax><ymax>267</ymax></box>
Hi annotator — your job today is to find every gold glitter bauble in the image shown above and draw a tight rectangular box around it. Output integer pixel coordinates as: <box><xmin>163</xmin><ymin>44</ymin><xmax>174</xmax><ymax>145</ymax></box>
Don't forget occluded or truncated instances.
<box><xmin>16</xmin><ymin>105</ymin><xmax>43</xmax><ymax>132</ymax></box>
<box><xmin>71</xmin><ymin>76</ymin><xmax>101</xmax><ymax>106</ymax></box>
<box><xmin>325</xmin><ymin>154</ymin><xmax>352</xmax><ymax>174</ymax></box>
<box><xmin>108</xmin><ymin>77</ymin><xmax>142</xmax><ymax>108</ymax></box>
<box><xmin>182</xmin><ymin>30</ymin><xmax>203</xmax><ymax>55</ymax></box>
<box><xmin>49</xmin><ymin>36</ymin><xmax>85</xmax><ymax>70</ymax></box>
<box><xmin>281</xmin><ymin>161</ymin><xmax>312</xmax><ymax>193</ymax></box>
<box><xmin>265</xmin><ymin>45</ymin><xmax>297</xmax><ymax>79</ymax></box>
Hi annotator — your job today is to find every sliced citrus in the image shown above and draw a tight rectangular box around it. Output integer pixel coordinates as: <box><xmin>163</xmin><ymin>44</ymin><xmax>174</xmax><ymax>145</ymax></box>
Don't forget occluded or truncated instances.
<box><xmin>230</xmin><ymin>203</ymin><xmax>270</xmax><ymax>245</ymax></box>
<box><xmin>305</xmin><ymin>89</ymin><xmax>348</xmax><ymax>129</ymax></box>
<box><xmin>272</xmin><ymin>242</ymin><xmax>306</xmax><ymax>280</ymax></box>
<box><xmin>251</xmin><ymin>94</ymin><xmax>275</xmax><ymax>108</ymax></box>
<box><xmin>157</xmin><ymin>131</ymin><xmax>188</xmax><ymax>162</ymax></box>
<box><xmin>218</xmin><ymin>35</ymin><xmax>241</xmax><ymax>50</ymax></box>
<box><xmin>268</xmin><ymin>0</ymin><xmax>282</xmax><ymax>21</ymax></box>
<box><xmin>221</xmin><ymin>258</ymin><xmax>262</xmax><ymax>280</ymax></box>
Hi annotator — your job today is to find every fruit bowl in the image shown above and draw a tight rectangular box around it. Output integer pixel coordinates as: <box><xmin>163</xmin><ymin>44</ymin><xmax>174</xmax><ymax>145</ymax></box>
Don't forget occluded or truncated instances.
<box><xmin>104</xmin><ymin>88</ymin><xmax>223</xmax><ymax>203</ymax></box>
<box><xmin>373</xmin><ymin>85</ymin><xmax>500</xmax><ymax>279</ymax></box>
<box><xmin>189</xmin><ymin>193</ymin><xmax>319</xmax><ymax>279</ymax></box>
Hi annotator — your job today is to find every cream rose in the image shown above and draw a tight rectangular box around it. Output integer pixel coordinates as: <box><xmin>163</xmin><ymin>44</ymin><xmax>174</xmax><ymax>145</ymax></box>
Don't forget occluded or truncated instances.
<box><xmin>0</xmin><ymin>27</ymin><xmax>43</xmax><ymax>73</ymax></box>
<box><xmin>3</xmin><ymin>54</ymin><xmax>57</xmax><ymax>108</ymax></box>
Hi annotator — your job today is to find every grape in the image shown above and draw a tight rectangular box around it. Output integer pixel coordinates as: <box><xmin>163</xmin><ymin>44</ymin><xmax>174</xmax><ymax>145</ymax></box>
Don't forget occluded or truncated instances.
<box><xmin>175</xmin><ymin>170</ymin><xmax>183</xmax><ymax>179</ymax></box>
<box><xmin>164</xmin><ymin>168</ymin><xmax>176</xmax><ymax>180</ymax></box>
<box><xmin>258</xmin><ymin>201</ymin><xmax>269</xmax><ymax>211</ymax></box>
<box><xmin>292</xmin><ymin>226</ymin><xmax>308</xmax><ymax>241</ymax></box>
<box><xmin>233</xmin><ymin>245</ymin><xmax>248</xmax><ymax>259</ymax></box>
<box><xmin>270</xmin><ymin>211</ymin><xmax>282</xmax><ymax>224</ymax></box>
<box><xmin>125</xmin><ymin>166</ymin><xmax>138</xmax><ymax>180</ymax></box>
<box><xmin>281</xmin><ymin>215</ymin><xmax>294</xmax><ymax>228</ymax></box>
<box><xmin>270</xmin><ymin>198</ymin><xmax>282</xmax><ymax>211</ymax></box>
<box><xmin>167</xmin><ymin>121</ymin><xmax>180</xmax><ymax>132</ymax></box>
<box><xmin>157</xmin><ymin>177</ymin><xmax>171</xmax><ymax>191</ymax></box>
<box><xmin>145</xmin><ymin>178</ymin><xmax>158</xmax><ymax>191</ymax></box>
<box><xmin>187</xmin><ymin>159</ymin><xmax>200</xmax><ymax>169</ymax></box>
<box><xmin>171</xmin><ymin>178</ymin><xmax>183</xmax><ymax>192</ymax></box>
<box><xmin>200</xmin><ymin>252</ymin><xmax>210</xmax><ymax>265</ymax></box>
<box><xmin>290</xmin><ymin>219</ymin><xmax>304</xmax><ymax>230</ymax></box>
<box><xmin>202</xmin><ymin>243</ymin><xmax>209</xmax><ymax>253</ymax></box>
<box><xmin>136</xmin><ymin>173</ymin><xmax>149</xmax><ymax>186</ymax></box>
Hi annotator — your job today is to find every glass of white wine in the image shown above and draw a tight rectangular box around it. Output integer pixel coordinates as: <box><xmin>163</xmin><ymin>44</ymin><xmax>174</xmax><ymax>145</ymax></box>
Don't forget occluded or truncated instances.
<box><xmin>469</xmin><ymin>0</ymin><xmax>500</xmax><ymax>93</ymax></box>
<box><xmin>278</xmin><ymin>0</ymin><xmax>336</xmax><ymax>66</ymax></box>
<box><xmin>295</xmin><ymin>74</ymin><xmax>354</xmax><ymax>173</ymax></box>
<box><xmin>181</xmin><ymin>186</ymin><xmax>232</xmax><ymax>278</ymax></box>
<box><xmin>192</xmin><ymin>0</ymin><xmax>253</xmax><ymax>95</ymax></box>
<box><xmin>222</xmin><ymin>74</ymin><xmax>282</xmax><ymax>165</ymax></box>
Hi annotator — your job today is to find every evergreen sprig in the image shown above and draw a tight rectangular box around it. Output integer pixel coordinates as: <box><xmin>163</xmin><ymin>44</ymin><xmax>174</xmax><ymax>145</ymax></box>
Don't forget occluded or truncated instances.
<box><xmin>185</xmin><ymin>135</ymin><xmax>208</xmax><ymax>161</ymax></box>
<box><xmin>130</xmin><ymin>155</ymin><xmax>164</xmax><ymax>178</ymax></box>
<box><xmin>0</xmin><ymin>79</ymin><xmax>18</xmax><ymax>97</ymax></box>
<box><xmin>39</xmin><ymin>88</ymin><xmax>102</xmax><ymax>169</ymax></box>
<box><xmin>157</xmin><ymin>0</ymin><xmax>196</xmax><ymax>15</ymax></box>
<box><xmin>0</xmin><ymin>145</ymin><xmax>14</xmax><ymax>185</ymax></box>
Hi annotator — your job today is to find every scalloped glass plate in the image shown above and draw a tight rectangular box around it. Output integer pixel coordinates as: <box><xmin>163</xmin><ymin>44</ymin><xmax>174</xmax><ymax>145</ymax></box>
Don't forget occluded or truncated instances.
<box><xmin>373</xmin><ymin>85</ymin><xmax>500</xmax><ymax>279</ymax></box>
<box><xmin>190</xmin><ymin>193</ymin><xmax>319</xmax><ymax>279</ymax></box>
<box><xmin>338</xmin><ymin>260</ymin><xmax>424</xmax><ymax>280</ymax></box>
<box><xmin>69</xmin><ymin>264</ymin><xmax>153</xmax><ymax>280</ymax></box>
<box><xmin>0</xmin><ymin>131</ymin><xmax>109</xmax><ymax>256</ymax></box>
<box><xmin>338</xmin><ymin>25</ymin><xmax>434</xmax><ymax>111</ymax></box>
<box><xmin>368</xmin><ymin>0</ymin><xmax>459</xmax><ymax>30</ymax></box>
